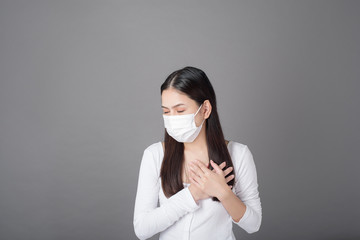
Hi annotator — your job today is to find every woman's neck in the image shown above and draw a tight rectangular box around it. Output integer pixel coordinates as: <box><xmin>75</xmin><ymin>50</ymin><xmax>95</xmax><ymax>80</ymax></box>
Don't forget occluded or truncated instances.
<box><xmin>183</xmin><ymin>122</ymin><xmax>207</xmax><ymax>153</ymax></box>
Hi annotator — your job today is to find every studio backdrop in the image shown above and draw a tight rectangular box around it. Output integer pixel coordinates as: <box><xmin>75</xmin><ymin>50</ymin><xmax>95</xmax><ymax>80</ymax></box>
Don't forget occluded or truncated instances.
<box><xmin>0</xmin><ymin>1</ymin><xmax>359</xmax><ymax>239</ymax></box>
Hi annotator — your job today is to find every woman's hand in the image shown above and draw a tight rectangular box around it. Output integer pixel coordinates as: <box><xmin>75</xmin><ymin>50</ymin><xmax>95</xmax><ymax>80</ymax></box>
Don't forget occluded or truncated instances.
<box><xmin>188</xmin><ymin>161</ymin><xmax>233</xmax><ymax>202</ymax></box>
<box><xmin>189</xmin><ymin>159</ymin><xmax>234</xmax><ymax>199</ymax></box>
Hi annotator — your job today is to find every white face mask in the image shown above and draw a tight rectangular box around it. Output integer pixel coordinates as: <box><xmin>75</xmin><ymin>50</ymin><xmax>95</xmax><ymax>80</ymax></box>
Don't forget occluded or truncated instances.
<box><xmin>163</xmin><ymin>103</ymin><xmax>205</xmax><ymax>143</ymax></box>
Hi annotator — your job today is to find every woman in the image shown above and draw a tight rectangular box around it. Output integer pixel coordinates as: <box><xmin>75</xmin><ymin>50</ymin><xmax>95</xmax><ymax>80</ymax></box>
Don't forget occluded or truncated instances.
<box><xmin>133</xmin><ymin>66</ymin><xmax>262</xmax><ymax>240</ymax></box>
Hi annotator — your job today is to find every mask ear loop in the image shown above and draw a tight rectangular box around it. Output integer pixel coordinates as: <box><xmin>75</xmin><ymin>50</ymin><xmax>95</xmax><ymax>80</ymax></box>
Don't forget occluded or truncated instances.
<box><xmin>194</xmin><ymin>103</ymin><xmax>206</xmax><ymax>126</ymax></box>
<box><xmin>194</xmin><ymin>103</ymin><xmax>203</xmax><ymax>116</ymax></box>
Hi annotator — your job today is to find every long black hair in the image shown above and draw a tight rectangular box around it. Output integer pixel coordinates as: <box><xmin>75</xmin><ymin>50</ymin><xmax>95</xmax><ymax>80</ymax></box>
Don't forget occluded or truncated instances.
<box><xmin>160</xmin><ymin>66</ymin><xmax>234</xmax><ymax>202</ymax></box>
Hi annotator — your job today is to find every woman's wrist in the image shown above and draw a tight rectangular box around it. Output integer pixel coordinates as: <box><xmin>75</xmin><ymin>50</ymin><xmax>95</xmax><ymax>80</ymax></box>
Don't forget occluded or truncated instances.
<box><xmin>217</xmin><ymin>185</ymin><xmax>233</xmax><ymax>202</ymax></box>
<box><xmin>188</xmin><ymin>184</ymin><xmax>199</xmax><ymax>203</ymax></box>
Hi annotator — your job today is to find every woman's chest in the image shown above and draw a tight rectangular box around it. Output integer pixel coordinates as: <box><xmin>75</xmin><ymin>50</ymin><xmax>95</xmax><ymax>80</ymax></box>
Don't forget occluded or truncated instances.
<box><xmin>181</xmin><ymin>151</ymin><xmax>209</xmax><ymax>183</ymax></box>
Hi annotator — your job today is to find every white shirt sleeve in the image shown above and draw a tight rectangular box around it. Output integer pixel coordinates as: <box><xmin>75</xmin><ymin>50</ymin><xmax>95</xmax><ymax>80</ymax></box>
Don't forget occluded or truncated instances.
<box><xmin>231</xmin><ymin>145</ymin><xmax>262</xmax><ymax>234</ymax></box>
<box><xmin>133</xmin><ymin>147</ymin><xmax>200</xmax><ymax>240</ymax></box>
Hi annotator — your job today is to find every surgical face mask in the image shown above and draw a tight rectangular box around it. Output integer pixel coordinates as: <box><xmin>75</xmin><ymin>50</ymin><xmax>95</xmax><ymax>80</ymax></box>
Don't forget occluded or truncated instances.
<box><xmin>163</xmin><ymin>103</ymin><xmax>205</xmax><ymax>143</ymax></box>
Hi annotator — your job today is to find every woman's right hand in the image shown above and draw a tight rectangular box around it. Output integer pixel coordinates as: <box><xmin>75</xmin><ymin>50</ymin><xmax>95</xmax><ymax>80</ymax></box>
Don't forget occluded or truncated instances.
<box><xmin>188</xmin><ymin>161</ymin><xmax>234</xmax><ymax>203</ymax></box>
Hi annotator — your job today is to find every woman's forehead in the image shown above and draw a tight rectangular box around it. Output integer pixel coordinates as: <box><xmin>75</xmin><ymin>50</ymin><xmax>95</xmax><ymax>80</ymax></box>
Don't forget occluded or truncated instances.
<box><xmin>161</xmin><ymin>89</ymin><xmax>193</xmax><ymax>107</ymax></box>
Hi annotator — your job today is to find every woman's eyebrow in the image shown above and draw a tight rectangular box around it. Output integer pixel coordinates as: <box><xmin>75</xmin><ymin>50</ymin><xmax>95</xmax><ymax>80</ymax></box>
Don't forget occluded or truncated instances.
<box><xmin>161</xmin><ymin>103</ymin><xmax>185</xmax><ymax>109</ymax></box>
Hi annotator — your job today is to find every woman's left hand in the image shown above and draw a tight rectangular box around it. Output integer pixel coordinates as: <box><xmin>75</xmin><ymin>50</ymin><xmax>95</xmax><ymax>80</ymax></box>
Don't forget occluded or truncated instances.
<box><xmin>189</xmin><ymin>159</ymin><xmax>233</xmax><ymax>199</ymax></box>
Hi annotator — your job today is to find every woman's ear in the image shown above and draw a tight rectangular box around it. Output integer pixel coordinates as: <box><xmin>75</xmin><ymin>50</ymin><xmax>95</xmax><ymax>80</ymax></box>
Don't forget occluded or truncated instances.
<box><xmin>204</xmin><ymin>100</ymin><xmax>212</xmax><ymax>119</ymax></box>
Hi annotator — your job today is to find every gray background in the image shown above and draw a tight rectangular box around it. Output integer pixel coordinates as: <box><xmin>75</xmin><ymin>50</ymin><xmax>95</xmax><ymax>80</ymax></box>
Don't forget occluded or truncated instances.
<box><xmin>0</xmin><ymin>1</ymin><xmax>359</xmax><ymax>239</ymax></box>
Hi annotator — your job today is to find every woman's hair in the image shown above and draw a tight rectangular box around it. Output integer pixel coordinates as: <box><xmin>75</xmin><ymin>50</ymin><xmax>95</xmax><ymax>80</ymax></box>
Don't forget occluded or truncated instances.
<box><xmin>160</xmin><ymin>66</ymin><xmax>235</xmax><ymax>202</ymax></box>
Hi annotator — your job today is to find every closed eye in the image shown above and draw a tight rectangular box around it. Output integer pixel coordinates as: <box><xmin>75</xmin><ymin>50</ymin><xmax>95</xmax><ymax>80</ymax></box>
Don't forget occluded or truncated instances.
<box><xmin>163</xmin><ymin>111</ymin><xmax>185</xmax><ymax>114</ymax></box>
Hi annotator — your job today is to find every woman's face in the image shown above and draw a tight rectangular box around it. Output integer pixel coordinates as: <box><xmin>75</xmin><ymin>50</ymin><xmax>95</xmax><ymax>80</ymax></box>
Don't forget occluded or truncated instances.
<box><xmin>161</xmin><ymin>88</ymin><xmax>205</xmax><ymax>127</ymax></box>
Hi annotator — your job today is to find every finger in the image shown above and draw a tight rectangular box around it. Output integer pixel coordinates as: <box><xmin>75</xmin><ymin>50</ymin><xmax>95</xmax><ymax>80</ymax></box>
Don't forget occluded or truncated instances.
<box><xmin>189</xmin><ymin>173</ymin><xmax>200</xmax><ymax>185</ymax></box>
<box><xmin>210</xmin><ymin>160</ymin><xmax>222</xmax><ymax>174</ymax></box>
<box><xmin>223</xmin><ymin>166</ymin><xmax>233</xmax><ymax>176</ymax></box>
<box><xmin>213</xmin><ymin>161</ymin><xmax>226</xmax><ymax>173</ymax></box>
<box><xmin>195</xmin><ymin>160</ymin><xmax>212</xmax><ymax>175</ymax></box>
<box><xmin>225</xmin><ymin>174</ymin><xmax>235</xmax><ymax>183</ymax></box>
<box><xmin>218</xmin><ymin>161</ymin><xmax>226</xmax><ymax>170</ymax></box>
<box><xmin>189</xmin><ymin>176</ymin><xmax>203</xmax><ymax>190</ymax></box>
<box><xmin>190</xmin><ymin>164</ymin><xmax>207</xmax><ymax>181</ymax></box>
<box><xmin>190</xmin><ymin>162</ymin><xmax>205</xmax><ymax>177</ymax></box>
<box><xmin>190</xmin><ymin>169</ymin><xmax>203</xmax><ymax>184</ymax></box>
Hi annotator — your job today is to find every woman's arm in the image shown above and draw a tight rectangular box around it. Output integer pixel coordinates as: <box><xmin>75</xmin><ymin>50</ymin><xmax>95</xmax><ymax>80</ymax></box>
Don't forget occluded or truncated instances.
<box><xmin>189</xmin><ymin>145</ymin><xmax>262</xmax><ymax>234</ymax></box>
<box><xmin>217</xmin><ymin>186</ymin><xmax>247</xmax><ymax>222</ymax></box>
<box><xmin>229</xmin><ymin>145</ymin><xmax>262</xmax><ymax>233</ymax></box>
<box><xmin>133</xmin><ymin>148</ymin><xmax>200</xmax><ymax>240</ymax></box>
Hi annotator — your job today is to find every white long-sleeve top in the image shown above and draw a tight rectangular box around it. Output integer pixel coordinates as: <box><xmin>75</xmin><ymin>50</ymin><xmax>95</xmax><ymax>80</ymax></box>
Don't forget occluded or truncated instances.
<box><xmin>133</xmin><ymin>140</ymin><xmax>262</xmax><ymax>240</ymax></box>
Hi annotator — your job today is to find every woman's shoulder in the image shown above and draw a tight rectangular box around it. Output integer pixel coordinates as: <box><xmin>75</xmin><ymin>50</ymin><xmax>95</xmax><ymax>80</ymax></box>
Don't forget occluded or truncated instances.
<box><xmin>143</xmin><ymin>141</ymin><xmax>163</xmax><ymax>156</ymax></box>
<box><xmin>140</xmin><ymin>141</ymin><xmax>163</xmax><ymax>171</ymax></box>
<box><xmin>227</xmin><ymin>140</ymin><xmax>254</xmax><ymax>169</ymax></box>
<box><xmin>143</xmin><ymin>141</ymin><xmax>164</xmax><ymax>162</ymax></box>
<box><xmin>227</xmin><ymin>140</ymin><xmax>248</xmax><ymax>153</ymax></box>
